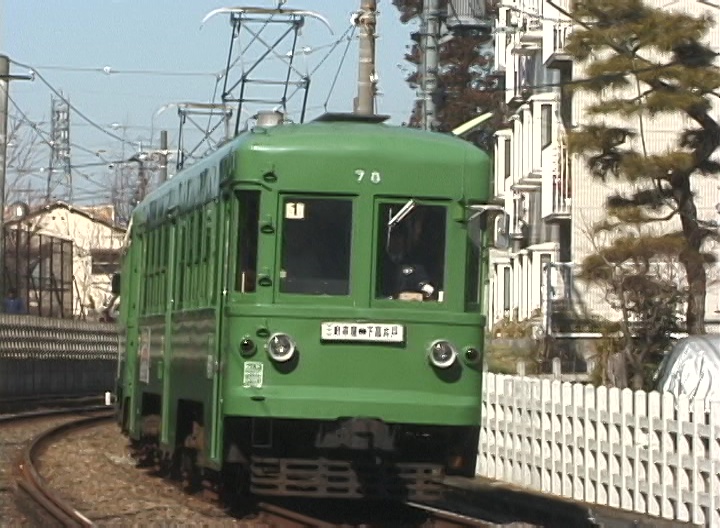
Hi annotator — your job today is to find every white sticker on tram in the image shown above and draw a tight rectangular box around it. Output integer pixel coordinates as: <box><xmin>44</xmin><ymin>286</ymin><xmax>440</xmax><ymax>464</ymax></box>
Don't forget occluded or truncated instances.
<box><xmin>285</xmin><ymin>202</ymin><xmax>305</xmax><ymax>219</ymax></box>
<box><xmin>243</xmin><ymin>361</ymin><xmax>264</xmax><ymax>388</ymax></box>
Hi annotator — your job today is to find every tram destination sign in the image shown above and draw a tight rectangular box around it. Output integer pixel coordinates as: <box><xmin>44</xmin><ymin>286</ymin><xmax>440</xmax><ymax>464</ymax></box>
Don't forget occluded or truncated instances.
<box><xmin>321</xmin><ymin>322</ymin><xmax>405</xmax><ymax>343</ymax></box>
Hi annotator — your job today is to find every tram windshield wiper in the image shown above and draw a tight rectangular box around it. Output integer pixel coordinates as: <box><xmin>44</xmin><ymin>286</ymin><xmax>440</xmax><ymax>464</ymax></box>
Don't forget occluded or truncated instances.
<box><xmin>387</xmin><ymin>199</ymin><xmax>416</xmax><ymax>227</ymax></box>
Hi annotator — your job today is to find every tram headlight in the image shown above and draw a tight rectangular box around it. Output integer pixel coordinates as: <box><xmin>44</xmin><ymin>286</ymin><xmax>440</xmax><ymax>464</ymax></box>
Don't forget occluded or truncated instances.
<box><xmin>266</xmin><ymin>333</ymin><xmax>296</xmax><ymax>362</ymax></box>
<box><xmin>428</xmin><ymin>340</ymin><xmax>457</xmax><ymax>369</ymax></box>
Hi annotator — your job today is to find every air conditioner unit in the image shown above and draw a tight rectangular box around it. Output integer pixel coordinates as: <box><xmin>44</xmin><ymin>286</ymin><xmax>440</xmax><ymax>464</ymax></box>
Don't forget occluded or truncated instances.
<box><xmin>527</xmin><ymin>18</ymin><xmax>542</xmax><ymax>31</ymax></box>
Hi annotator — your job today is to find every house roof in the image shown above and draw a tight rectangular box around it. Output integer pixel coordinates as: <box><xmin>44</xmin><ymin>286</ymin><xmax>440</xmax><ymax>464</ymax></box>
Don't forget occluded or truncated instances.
<box><xmin>4</xmin><ymin>201</ymin><xmax>127</xmax><ymax>233</ymax></box>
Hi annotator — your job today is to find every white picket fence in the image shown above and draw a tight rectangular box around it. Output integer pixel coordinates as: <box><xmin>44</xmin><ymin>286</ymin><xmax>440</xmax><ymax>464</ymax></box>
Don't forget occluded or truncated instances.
<box><xmin>478</xmin><ymin>373</ymin><xmax>720</xmax><ymax>527</ymax></box>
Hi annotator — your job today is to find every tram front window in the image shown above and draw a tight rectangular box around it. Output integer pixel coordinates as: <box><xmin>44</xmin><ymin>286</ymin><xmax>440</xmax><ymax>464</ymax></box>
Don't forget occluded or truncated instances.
<box><xmin>279</xmin><ymin>197</ymin><xmax>352</xmax><ymax>296</ymax></box>
<box><xmin>376</xmin><ymin>201</ymin><xmax>447</xmax><ymax>302</ymax></box>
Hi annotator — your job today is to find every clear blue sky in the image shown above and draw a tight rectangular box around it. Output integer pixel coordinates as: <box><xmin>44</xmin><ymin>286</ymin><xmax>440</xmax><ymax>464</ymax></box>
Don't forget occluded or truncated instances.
<box><xmin>2</xmin><ymin>0</ymin><xmax>418</xmax><ymax>203</ymax></box>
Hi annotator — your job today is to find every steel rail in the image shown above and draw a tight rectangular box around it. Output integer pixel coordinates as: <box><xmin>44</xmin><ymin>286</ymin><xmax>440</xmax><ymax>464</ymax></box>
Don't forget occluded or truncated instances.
<box><xmin>14</xmin><ymin>410</ymin><xmax>114</xmax><ymax>527</ymax></box>
<box><xmin>407</xmin><ymin>500</ymin><xmax>504</xmax><ymax>527</ymax></box>
<box><xmin>256</xmin><ymin>501</ymin><xmax>341</xmax><ymax>527</ymax></box>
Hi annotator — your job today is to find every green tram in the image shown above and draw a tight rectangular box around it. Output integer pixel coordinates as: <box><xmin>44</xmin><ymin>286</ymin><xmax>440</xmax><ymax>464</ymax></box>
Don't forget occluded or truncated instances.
<box><xmin>115</xmin><ymin>112</ymin><xmax>492</xmax><ymax>501</ymax></box>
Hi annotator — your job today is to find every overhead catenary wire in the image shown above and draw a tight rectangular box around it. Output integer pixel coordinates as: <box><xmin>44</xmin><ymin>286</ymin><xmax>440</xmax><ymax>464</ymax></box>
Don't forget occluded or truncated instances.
<box><xmin>26</xmin><ymin>65</ymin><xmax>219</xmax><ymax>78</ymax></box>
<box><xmin>323</xmin><ymin>25</ymin><xmax>356</xmax><ymax>112</ymax></box>
<box><xmin>7</xmin><ymin>97</ymin><xmax>146</xmax><ymax>198</ymax></box>
<box><xmin>7</xmin><ymin>20</ymin><xmax>687</xmax><ymax>205</ymax></box>
<box><xmin>10</xmin><ymin>59</ymin><xmax>140</xmax><ymax>148</ymax></box>
<box><xmin>8</xmin><ymin>99</ymin><xmax>118</xmax><ymax>160</ymax></box>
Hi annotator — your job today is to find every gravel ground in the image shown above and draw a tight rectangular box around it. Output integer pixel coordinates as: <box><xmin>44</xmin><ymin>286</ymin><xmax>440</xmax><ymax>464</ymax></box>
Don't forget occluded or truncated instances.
<box><xmin>38</xmin><ymin>421</ymin><xmax>259</xmax><ymax>526</ymax></box>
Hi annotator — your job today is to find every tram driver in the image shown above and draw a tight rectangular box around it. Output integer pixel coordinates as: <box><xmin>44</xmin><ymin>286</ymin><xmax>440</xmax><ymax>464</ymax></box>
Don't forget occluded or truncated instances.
<box><xmin>382</xmin><ymin>201</ymin><xmax>444</xmax><ymax>302</ymax></box>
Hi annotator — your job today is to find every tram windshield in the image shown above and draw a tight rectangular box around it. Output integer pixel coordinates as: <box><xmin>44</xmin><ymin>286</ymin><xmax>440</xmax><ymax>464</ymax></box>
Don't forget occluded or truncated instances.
<box><xmin>376</xmin><ymin>201</ymin><xmax>447</xmax><ymax>302</ymax></box>
<box><xmin>279</xmin><ymin>197</ymin><xmax>352</xmax><ymax>295</ymax></box>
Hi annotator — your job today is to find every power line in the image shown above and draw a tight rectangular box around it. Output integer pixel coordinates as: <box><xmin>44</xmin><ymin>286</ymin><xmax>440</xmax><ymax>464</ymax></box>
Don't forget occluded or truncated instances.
<box><xmin>7</xmin><ymin>99</ymin><xmax>120</xmax><ymax>160</ymax></box>
<box><xmin>10</xmin><ymin>59</ymin><xmax>139</xmax><ymax>148</ymax></box>
<box><xmin>27</xmin><ymin>65</ymin><xmax>219</xmax><ymax>78</ymax></box>
<box><xmin>9</xmin><ymin>115</ymin><xmax>155</xmax><ymax>131</ymax></box>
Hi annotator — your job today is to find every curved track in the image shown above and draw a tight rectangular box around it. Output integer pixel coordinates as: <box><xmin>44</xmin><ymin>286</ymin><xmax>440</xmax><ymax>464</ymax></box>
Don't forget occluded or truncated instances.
<box><xmin>8</xmin><ymin>408</ymin><xmax>113</xmax><ymax>527</ymax></box>
<box><xmin>3</xmin><ymin>408</ymin><xmax>535</xmax><ymax>527</ymax></box>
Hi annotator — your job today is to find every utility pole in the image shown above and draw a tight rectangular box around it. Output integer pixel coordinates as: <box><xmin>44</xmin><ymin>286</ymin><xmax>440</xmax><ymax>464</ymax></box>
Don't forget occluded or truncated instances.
<box><xmin>353</xmin><ymin>0</ymin><xmax>377</xmax><ymax>115</ymax></box>
<box><xmin>159</xmin><ymin>130</ymin><xmax>168</xmax><ymax>184</ymax></box>
<box><xmin>421</xmin><ymin>0</ymin><xmax>441</xmax><ymax>130</ymax></box>
<box><xmin>0</xmin><ymin>55</ymin><xmax>32</xmax><ymax>299</ymax></box>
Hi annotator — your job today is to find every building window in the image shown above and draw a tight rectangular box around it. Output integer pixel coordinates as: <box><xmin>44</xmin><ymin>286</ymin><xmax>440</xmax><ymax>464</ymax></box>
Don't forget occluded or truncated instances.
<box><xmin>90</xmin><ymin>248</ymin><xmax>121</xmax><ymax>275</ymax></box>
<box><xmin>540</xmin><ymin>253</ymin><xmax>552</xmax><ymax>299</ymax></box>
<box><xmin>541</xmin><ymin>104</ymin><xmax>552</xmax><ymax>149</ymax></box>
<box><xmin>505</xmin><ymin>138</ymin><xmax>511</xmax><ymax>179</ymax></box>
<box><xmin>503</xmin><ymin>266</ymin><xmax>511</xmax><ymax>312</ymax></box>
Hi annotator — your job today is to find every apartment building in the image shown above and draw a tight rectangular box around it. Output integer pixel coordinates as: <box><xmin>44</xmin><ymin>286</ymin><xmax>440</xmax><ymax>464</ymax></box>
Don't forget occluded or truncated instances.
<box><xmin>487</xmin><ymin>0</ymin><xmax>720</xmax><ymax>332</ymax></box>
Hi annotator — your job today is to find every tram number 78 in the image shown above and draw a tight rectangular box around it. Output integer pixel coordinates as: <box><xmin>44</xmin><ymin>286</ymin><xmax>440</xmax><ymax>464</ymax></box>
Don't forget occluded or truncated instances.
<box><xmin>355</xmin><ymin>169</ymin><xmax>382</xmax><ymax>184</ymax></box>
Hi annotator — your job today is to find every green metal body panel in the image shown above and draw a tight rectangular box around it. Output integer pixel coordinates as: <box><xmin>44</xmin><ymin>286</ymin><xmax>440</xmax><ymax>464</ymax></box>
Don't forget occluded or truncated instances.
<box><xmin>222</xmin><ymin>308</ymin><xmax>482</xmax><ymax>425</ymax></box>
<box><xmin>119</xmin><ymin>117</ymin><xmax>491</xmax><ymax>469</ymax></box>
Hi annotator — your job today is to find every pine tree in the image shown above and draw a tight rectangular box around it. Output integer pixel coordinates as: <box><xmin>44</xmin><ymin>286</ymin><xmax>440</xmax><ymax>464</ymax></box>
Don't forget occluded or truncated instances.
<box><xmin>392</xmin><ymin>0</ymin><xmax>501</xmax><ymax>149</ymax></box>
<box><xmin>565</xmin><ymin>0</ymin><xmax>720</xmax><ymax>334</ymax></box>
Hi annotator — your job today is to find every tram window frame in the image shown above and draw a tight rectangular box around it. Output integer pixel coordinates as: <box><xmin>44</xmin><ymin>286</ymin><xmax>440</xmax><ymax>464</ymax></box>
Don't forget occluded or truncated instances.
<box><xmin>205</xmin><ymin>206</ymin><xmax>216</xmax><ymax>305</ymax></box>
<box><xmin>235</xmin><ymin>190</ymin><xmax>261</xmax><ymax>293</ymax></box>
<box><xmin>465</xmin><ymin>210</ymin><xmax>485</xmax><ymax>311</ymax></box>
<box><xmin>374</xmin><ymin>200</ymin><xmax>448</xmax><ymax>303</ymax></box>
<box><xmin>141</xmin><ymin>231</ymin><xmax>153</xmax><ymax>314</ymax></box>
<box><xmin>466</xmin><ymin>239</ymin><xmax>481</xmax><ymax>310</ymax></box>
<box><xmin>278</xmin><ymin>196</ymin><xmax>353</xmax><ymax>296</ymax></box>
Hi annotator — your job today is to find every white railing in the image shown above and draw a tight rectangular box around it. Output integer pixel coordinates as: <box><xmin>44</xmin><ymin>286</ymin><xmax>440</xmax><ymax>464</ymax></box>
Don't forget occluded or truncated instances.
<box><xmin>542</xmin><ymin>0</ymin><xmax>573</xmax><ymax>64</ymax></box>
<box><xmin>518</xmin><ymin>0</ymin><xmax>543</xmax><ymax>26</ymax></box>
<box><xmin>478</xmin><ymin>373</ymin><xmax>720</xmax><ymax>527</ymax></box>
<box><xmin>552</xmin><ymin>23</ymin><xmax>572</xmax><ymax>56</ymax></box>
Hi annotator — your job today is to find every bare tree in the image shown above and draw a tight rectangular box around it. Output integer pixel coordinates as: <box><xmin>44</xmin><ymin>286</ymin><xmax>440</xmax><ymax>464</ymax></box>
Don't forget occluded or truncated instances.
<box><xmin>579</xmin><ymin>214</ymin><xmax>687</xmax><ymax>389</ymax></box>
<box><xmin>109</xmin><ymin>159</ymin><xmax>159</xmax><ymax>227</ymax></box>
<box><xmin>5</xmin><ymin>117</ymin><xmax>45</xmax><ymax>207</ymax></box>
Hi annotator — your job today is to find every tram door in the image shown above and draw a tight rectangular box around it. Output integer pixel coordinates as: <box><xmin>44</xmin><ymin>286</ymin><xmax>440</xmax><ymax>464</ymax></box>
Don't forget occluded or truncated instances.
<box><xmin>207</xmin><ymin>193</ymin><xmax>234</xmax><ymax>465</ymax></box>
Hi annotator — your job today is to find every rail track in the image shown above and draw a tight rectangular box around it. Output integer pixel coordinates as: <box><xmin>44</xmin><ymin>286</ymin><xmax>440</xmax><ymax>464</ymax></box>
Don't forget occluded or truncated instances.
<box><xmin>3</xmin><ymin>408</ymin><xmax>539</xmax><ymax>527</ymax></box>
<box><xmin>251</xmin><ymin>503</ymin><xmax>500</xmax><ymax>527</ymax></box>
<box><xmin>4</xmin><ymin>407</ymin><xmax>113</xmax><ymax>527</ymax></box>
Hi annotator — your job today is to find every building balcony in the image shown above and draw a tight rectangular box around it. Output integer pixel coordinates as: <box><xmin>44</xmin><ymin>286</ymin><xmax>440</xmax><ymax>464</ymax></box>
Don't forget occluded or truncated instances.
<box><xmin>519</xmin><ymin>17</ymin><xmax>543</xmax><ymax>45</ymax></box>
<box><xmin>508</xmin><ymin>85</ymin><xmax>532</xmax><ymax>107</ymax></box>
<box><xmin>512</xmin><ymin>169</ymin><xmax>542</xmax><ymax>191</ymax></box>
<box><xmin>548</xmin><ymin>172</ymin><xmax>572</xmax><ymax>221</ymax></box>
<box><xmin>541</xmin><ymin>135</ymin><xmax>571</xmax><ymax>221</ymax></box>
<box><xmin>545</xmin><ymin>23</ymin><xmax>573</xmax><ymax>68</ymax></box>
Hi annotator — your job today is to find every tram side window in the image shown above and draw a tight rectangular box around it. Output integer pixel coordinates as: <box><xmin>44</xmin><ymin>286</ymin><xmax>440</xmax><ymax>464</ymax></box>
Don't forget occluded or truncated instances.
<box><xmin>176</xmin><ymin>221</ymin><xmax>186</xmax><ymax>308</ymax></box>
<box><xmin>235</xmin><ymin>191</ymin><xmax>260</xmax><ymax>293</ymax></box>
<box><xmin>279</xmin><ymin>197</ymin><xmax>352</xmax><ymax>296</ymax></box>
<box><xmin>376</xmin><ymin>202</ymin><xmax>446</xmax><ymax>302</ymax></box>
